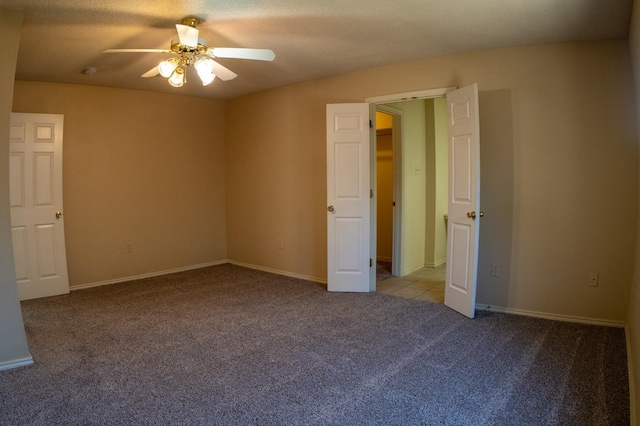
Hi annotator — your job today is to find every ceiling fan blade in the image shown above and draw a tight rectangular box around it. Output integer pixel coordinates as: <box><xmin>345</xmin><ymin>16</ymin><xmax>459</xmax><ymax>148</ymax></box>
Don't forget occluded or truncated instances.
<box><xmin>103</xmin><ymin>49</ymin><xmax>171</xmax><ymax>53</ymax></box>
<box><xmin>141</xmin><ymin>66</ymin><xmax>159</xmax><ymax>78</ymax></box>
<box><xmin>209</xmin><ymin>48</ymin><xmax>276</xmax><ymax>61</ymax></box>
<box><xmin>176</xmin><ymin>24</ymin><xmax>199</xmax><ymax>48</ymax></box>
<box><xmin>210</xmin><ymin>60</ymin><xmax>237</xmax><ymax>81</ymax></box>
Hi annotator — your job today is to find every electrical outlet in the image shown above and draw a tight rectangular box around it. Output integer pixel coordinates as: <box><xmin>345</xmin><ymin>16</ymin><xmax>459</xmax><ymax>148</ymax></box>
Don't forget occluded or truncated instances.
<box><xmin>491</xmin><ymin>263</ymin><xmax>500</xmax><ymax>277</ymax></box>
<box><xmin>277</xmin><ymin>239</ymin><xmax>284</xmax><ymax>249</ymax></box>
<box><xmin>589</xmin><ymin>272</ymin><xmax>599</xmax><ymax>287</ymax></box>
<box><xmin>119</xmin><ymin>243</ymin><xmax>133</xmax><ymax>254</ymax></box>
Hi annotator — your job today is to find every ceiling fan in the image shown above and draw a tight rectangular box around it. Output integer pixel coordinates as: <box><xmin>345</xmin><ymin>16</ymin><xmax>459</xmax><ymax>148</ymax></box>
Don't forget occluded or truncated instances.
<box><xmin>103</xmin><ymin>17</ymin><xmax>275</xmax><ymax>87</ymax></box>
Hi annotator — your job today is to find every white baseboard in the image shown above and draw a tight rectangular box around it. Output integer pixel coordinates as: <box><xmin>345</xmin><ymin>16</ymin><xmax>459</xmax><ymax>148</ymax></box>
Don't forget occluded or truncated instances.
<box><xmin>227</xmin><ymin>260</ymin><xmax>327</xmax><ymax>284</ymax></box>
<box><xmin>403</xmin><ymin>263</ymin><xmax>426</xmax><ymax>276</ymax></box>
<box><xmin>425</xmin><ymin>258</ymin><xmax>446</xmax><ymax>268</ymax></box>
<box><xmin>627</xmin><ymin>324</ymin><xmax>637</xmax><ymax>426</ymax></box>
<box><xmin>403</xmin><ymin>261</ymin><xmax>445</xmax><ymax>276</ymax></box>
<box><xmin>70</xmin><ymin>260</ymin><xmax>228</xmax><ymax>291</ymax></box>
<box><xmin>0</xmin><ymin>355</ymin><xmax>33</xmax><ymax>371</ymax></box>
<box><xmin>476</xmin><ymin>304</ymin><xmax>625</xmax><ymax>328</ymax></box>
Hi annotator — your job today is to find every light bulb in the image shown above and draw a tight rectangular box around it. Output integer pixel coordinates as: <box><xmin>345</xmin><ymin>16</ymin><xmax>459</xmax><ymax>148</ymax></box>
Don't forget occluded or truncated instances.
<box><xmin>194</xmin><ymin>58</ymin><xmax>214</xmax><ymax>74</ymax></box>
<box><xmin>158</xmin><ymin>58</ymin><xmax>179</xmax><ymax>78</ymax></box>
<box><xmin>168</xmin><ymin>67</ymin><xmax>185</xmax><ymax>87</ymax></box>
<box><xmin>195</xmin><ymin>58</ymin><xmax>215</xmax><ymax>86</ymax></box>
<box><xmin>200</xmin><ymin>72</ymin><xmax>215</xmax><ymax>86</ymax></box>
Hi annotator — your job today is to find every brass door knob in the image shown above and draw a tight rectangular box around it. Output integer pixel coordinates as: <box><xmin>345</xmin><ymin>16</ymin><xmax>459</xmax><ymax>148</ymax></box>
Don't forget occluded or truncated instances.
<box><xmin>55</xmin><ymin>211</ymin><xmax>62</xmax><ymax>219</ymax></box>
<box><xmin>467</xmin><ymin>211</ymin><xmax>484</xmax><ymax>220</ymax></box>
<box><xmin>328</xmin><ymin>205</ymin><xmax>335</xmax><ymax>212</ymax></box>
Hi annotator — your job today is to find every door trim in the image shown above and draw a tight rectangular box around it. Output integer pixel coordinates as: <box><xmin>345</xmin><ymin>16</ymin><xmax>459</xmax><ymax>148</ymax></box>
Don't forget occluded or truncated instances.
<box><xmin>368</xmin><ymin>87</ymin><xmax>457</xmax><ymax>279</ymax></box>
<box><xmin>365</xmin><ymin>87</ymin><xmax>457</xmax><ymax>105</ymax></box>
<box><xmin>375</xmin><ymin>104</ymin><xmax>403</xmax><ymax>277</ymax></box>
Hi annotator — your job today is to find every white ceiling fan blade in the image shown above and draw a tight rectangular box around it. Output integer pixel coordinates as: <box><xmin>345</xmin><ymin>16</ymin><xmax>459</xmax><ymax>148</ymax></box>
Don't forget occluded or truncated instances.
<box><xmin>209</xmin><ymin>60</ymin><xmax>237</xmax><ymax>81</ymax></box>
<box><xmin>176</xmin><ymin>24</ymin><xmax>199</xmax><ymax>47</ymax></box>
<box><xmin>103</xmin><ymin>49</ymin><xmax>171</xmax><ymax>53</ymax></box>
<box><xmin>141</xmin><ymin>66</ymin><xmax>159</xmax><ymax>78</ymax></box>
<box><xmin>210</xmin><ymin>48</ymin><xmax>275</xmax><ymax>61</ymax></box>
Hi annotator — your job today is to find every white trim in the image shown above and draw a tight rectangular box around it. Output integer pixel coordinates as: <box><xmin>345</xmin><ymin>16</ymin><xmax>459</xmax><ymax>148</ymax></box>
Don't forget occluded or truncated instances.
<box><xmin>70</xmin><ymin>260</ymin><xmax>228</xmax><ymax>291</ymax></box>
<box><xmin>425</xmin><ymin>258</ymin><xmax>446</xmax><ymax>268</ymax></box>
<box><xmin>476</xmin><ymin>304</ymin><xmax>626</xmax><ymax>328</ymax></box>
<box><xmin>0</xmin><ymin>356</ymin><xmax>33</xmax><ymax>371</ymax></box>
<box><xmin>376</xmin><ymin>256</ymin><xmax>393</xmax><ymax>262</ymax></box>
<box><xmin>627</xmin><ymin>324</ymin><xmax>637</xmax><ymax>426</ymax></box>
<box><xmin>369</xmin><ymin>103</ymin><xmax>378</xmax><ymax>292</ymax></box>
<box><xmin>375</xmin><ymin>104</ymin><xmax>404</xmax><ymax>278</ymax></box>
<box><xmin>365</xmin><ymin>87</ymin><xmax>457</xmax><ymax>104</ymax></box>
<box><xmin>403</xmin><ymin>263</ymin><xmax>428</xmax><ymax>276</ymax></box>
<box><xmin>227</xmin><ymin>260</ymin><xmax>327</xmax><ymax>284</ymax></box>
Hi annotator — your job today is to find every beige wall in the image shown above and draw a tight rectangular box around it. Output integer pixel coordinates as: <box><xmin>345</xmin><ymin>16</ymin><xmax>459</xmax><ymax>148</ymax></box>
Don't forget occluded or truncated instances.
<box><xmin>424</xmin><ymin>97</ymin><xmax>448</xmax><ymax>268</ymax></box>
<box><xmin>433</xmin><ymin>97</ymin><xmax>448</xmax><ymax>265</ymax></box>
<box><xmin>476</xmin><ymin>89</ymin><xmax>516</xmax><ymax>309</ymax></box>
<box><xmin>226</xmin><ymin>40</ymin><xmax>636</xmax><ymax>322</ymax></box>
<box><xmin>425</xmin><ymin>100</ymin><xmax>437</xmax><ymax>266</ymax></box>
<box><xmin>390</xmin><ymin>100</ymin><xmax>427</xmax><ymax>274</ymax></box>
<box><xmin>0</xmin><ymin>8</ymin><xmax>31</xmax><ymax>367</ymax></box>
<box><xmin>628</xmin><ymin>0</ymin><xmax>640</xmax><ymax>420</ymax></box>
<box><xmin>12</xmin><ymin>82</ymin><xmax>228</xmax><ymax>286</ymax></box>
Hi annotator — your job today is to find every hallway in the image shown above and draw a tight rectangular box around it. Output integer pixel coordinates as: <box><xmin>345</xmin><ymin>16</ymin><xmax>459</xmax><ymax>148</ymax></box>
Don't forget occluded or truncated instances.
<box><xmin>377</xmin><ymin>264</ymin><xmax>446</xmax><ymax>303</ymax></box>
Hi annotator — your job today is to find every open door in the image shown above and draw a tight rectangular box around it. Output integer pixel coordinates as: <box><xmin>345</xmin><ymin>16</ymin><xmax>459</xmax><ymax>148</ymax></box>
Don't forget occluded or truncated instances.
<box><xmin>326</xmin><ymin>103</ymin><xmax>373</xmax><ymax>292</ymax></box>
<box><xmin>444</xmin><ymin>84</ymin><xmax>481</xmax><ymax>318</ymax></box>
<box><xmin>10</xmin><ymin>113</ymin><xmax>70</xmax><ymax>300</ymax></box>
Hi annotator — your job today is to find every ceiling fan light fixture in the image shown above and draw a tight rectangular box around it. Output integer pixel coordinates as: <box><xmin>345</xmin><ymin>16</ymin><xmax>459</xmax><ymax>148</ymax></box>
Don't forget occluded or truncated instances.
<box><xmin>103</xmin><ymin>16</ymin><xmax>275</xmax><ymax>89</ymax></box>
<box><xmin>195</xmin><ymin>58</ymin><xmax>215</xmax><ymax>85</ymax></box>
<box><xmin>195</xmin><ymin>58</ymin><xmax>213</xmax><ymax>74</ymax></box>
<box><xmin>168</xmin><ymin>67</ymin><xmax>185</xmax><ymax>87</ymax></box>
<box><xmin>200</xmin><ymin>72</ymin><xmax>216</xmax><ymax>86</ymax></box>
<box><xmin>158</xmin><ymin>57</ymin><xmax>180</xmax><ymax>78</ymax></box>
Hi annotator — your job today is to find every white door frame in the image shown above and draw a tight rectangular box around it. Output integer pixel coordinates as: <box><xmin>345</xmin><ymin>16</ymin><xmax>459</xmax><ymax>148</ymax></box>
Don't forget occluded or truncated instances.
<box><xmin>366</xmin><ymin>87</ymin><xmax>457</xmax><ymax>278</ymax></box>
<box><xmin>374</xmin><ymin>104</ymin><xmax>403</xmax><ymax>277</ymax></box>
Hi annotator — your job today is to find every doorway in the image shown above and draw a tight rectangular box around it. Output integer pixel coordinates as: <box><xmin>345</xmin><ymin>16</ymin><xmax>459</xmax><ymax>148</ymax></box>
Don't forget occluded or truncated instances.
<box><xmin>374</xmin><ymin>97</ymin><xmax>449</xmax><ymax>303</ymax></box>
<box><xmin>327</xmin><ymin>85</ymin><xmax>481</xmax><ymax>317</ymax></box>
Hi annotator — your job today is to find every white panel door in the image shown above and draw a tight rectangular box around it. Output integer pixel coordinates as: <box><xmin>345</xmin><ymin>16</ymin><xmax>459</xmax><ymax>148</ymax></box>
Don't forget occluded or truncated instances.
<box><xmin>326</xmin><ymin>103</ymin><xmax>371</xmax><ymax>292</ymax></box>
<box><xmin>10</xmin><ymin>113</ymin><xmax>69</xmax><ymax>300</ymax></box>
<box><xmin>444</xmin><ymin>84</ymin><xmax>481</xmax><ymax>318</ymax></box>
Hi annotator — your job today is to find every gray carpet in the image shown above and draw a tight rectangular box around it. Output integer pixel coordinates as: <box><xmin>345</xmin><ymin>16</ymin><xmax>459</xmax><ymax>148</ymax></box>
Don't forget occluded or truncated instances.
<box><xmin>0</xmin><ymin>264</ymin><xmax>629</xmax><ymax>425</ymax></box>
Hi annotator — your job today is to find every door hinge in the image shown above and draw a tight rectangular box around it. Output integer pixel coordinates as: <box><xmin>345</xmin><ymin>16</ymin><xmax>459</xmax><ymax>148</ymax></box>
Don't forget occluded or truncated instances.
<box><xmin>370</xmin><ymin>258</ymin><xmax>373</xmax><ymax>267</ymax></box>
<box><xmin>369</xmin><ymin>120</ymin><xmax>373</xmax><ymax>128</ymax></box>
<box><xmin>370</xmin><ymin>189</ymin><xmax>374</xmax><ymax>198</ymax></box>
<box><xmin>392</xmin><ymin>201</ymin><xmax>396</xmax><ymax>206</ymax></box>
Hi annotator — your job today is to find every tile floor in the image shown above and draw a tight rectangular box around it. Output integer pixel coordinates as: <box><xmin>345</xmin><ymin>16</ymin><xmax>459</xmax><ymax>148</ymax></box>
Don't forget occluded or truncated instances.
<box><xmin>377</xmin><ymin>264</ymin><xmax>446</xmax><ymax>303</ymax></box>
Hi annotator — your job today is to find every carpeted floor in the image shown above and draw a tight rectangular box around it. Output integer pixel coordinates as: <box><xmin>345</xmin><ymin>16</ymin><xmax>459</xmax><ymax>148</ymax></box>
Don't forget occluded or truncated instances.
<box><xmin>0</xmin><ymin>264</ymin><xmax>630</xmax><ymax>425</ymax></box>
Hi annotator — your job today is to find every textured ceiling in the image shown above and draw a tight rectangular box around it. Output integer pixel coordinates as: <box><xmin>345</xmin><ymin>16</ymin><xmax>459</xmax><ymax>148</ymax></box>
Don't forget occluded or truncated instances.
<box><xmin>2</xmin><ymin>0</ymin><xmax>633</xmax><ymax>100</ymax></box>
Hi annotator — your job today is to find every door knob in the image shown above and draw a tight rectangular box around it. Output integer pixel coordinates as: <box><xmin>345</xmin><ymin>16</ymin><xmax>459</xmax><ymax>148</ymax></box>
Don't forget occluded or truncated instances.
<box><xmin>328</xmin><ymin>205</ymin><xmax>335</xmax><ymax>212</ymax></box>
<box><xmin>467</xmin><ymin>211</ymin><xmax>484</xmax><ymax>220</ymax></box>
<box><xmin>55</xmin><ymin>211</ymin><xmax>63</xmax><ymax>219</ymax></box>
